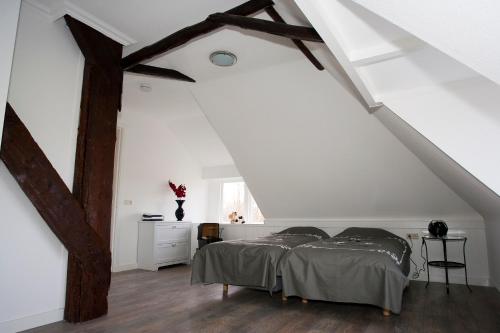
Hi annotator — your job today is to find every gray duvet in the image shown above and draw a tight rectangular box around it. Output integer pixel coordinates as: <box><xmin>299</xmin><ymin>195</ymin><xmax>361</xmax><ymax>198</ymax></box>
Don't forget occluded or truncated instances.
<box><xmin>191</xmin><ymin>227</ymin><xmax>329</xmax><ymax>291</ymax></box>
<box><xmin>280</xmin><ymin>227</ymin><xmax>411</xmax><ymax>314</ymax></box>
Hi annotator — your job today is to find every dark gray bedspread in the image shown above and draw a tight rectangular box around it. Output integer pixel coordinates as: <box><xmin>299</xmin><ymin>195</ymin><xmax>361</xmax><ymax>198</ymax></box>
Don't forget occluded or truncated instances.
<box><xmin>191</xmin><ymin>232</ymin><xmax>325</xmax><ymax>291</ymax></box>
<box><xmin>280</xmin><ymin>227</ymin><xmax>411</xmax><ymax>313</ymax></box>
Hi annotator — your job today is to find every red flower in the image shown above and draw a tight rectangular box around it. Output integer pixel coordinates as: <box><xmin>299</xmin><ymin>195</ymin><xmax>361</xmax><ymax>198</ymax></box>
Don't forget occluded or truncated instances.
<box><xmin>168</xmin><ymin>180</ymin><xmax>186</xmax><ymax>198</ymax></box>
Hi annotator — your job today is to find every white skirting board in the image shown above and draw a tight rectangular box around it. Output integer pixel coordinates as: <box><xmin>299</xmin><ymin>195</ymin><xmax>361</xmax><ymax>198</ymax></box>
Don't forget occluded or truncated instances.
<box><xmin>0</xmin><ymin>308</ymin><xmax>64</xmax><ymax>333</ymax></box>
<box><xmin>112</xmin><ymin>263</ymin><xmax>138</xmax><ymax>273</ymax></box>
<box><xmin>220</xmin><ymin>217</ymin><xmax>491</xmax><ymax>287</ymax></box>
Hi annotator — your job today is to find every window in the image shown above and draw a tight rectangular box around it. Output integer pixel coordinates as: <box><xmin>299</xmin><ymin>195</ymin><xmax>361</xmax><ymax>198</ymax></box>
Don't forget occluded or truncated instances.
<box><xmin>220</xmin><ymin>181</ymin><xmax>264</xmax><ymax>224</ymax></box>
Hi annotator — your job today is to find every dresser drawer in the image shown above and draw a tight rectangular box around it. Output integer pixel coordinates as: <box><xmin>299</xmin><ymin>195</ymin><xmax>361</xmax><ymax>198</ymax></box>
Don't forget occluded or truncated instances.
<box><xmin>155</xmin><ymin>242</ymin><xmax>188</xmax><ymax>263</ymax></box>
<box><xmin>155</xmin><ymin>224</ymin><xmax>189</xmax><ymax>243</ymax></box>
<box><xmin>138</xmin><ymin>221</ymin><xmax>191</xmax><ymax>271</ymax></box>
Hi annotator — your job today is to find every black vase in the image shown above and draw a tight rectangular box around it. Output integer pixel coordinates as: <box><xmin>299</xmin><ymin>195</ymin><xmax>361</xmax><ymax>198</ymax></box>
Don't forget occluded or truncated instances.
<box><xmin>175</xmin><ymin>199</ymin><xmax>185</xmax><ymax>221</ymax></box>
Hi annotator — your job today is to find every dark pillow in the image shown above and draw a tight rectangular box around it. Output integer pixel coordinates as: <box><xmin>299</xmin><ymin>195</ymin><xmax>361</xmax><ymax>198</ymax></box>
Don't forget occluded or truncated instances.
<box><xmin>335</xmin><ymin>227</ymin><xmax>401</xmax><ymax>240</ymax></box>
<box><xmin>276</xmin><ymin>227</ymin><xmax>330</xmax><ymax>239</ymax></box>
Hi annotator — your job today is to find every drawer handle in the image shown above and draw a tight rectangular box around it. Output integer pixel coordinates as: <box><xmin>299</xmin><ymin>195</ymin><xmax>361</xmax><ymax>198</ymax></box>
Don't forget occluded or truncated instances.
<box><xmin>171</xmin><ymin>243</ymin><xmax>176</xmax><ymax>247</ymax></box>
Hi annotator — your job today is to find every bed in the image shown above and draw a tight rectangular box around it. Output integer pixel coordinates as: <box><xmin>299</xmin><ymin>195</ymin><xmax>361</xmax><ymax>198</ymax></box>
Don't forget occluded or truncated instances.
<box><xmin>279</xmin><ymin>227</ymin><xmax>411</xmax><ymax>314</ymax></box>
<box><xmin>191</xmin><ymin>227</ymin><xmax>330</xmax><ymax>292</ymax></box>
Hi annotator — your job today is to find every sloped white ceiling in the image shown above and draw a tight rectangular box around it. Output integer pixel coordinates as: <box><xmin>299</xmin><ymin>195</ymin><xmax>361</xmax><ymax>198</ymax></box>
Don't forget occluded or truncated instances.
<box><xmin>121</xmin><ymin>73</ymin><xmax>235</xmax><ymax>168</ymax></box>
<box><xmin>350</xmin><ymin>0</ymin><xmax>500</xmax><ymax>85</ymax></box>
<box><xmin>190</xmin><ymin>59</ymin><xmax>479</xmax><ymax>220</ymax></box>
<box><xmin>296</xmin><ymin>0</ymin><xmax>500</xmax><ymax>197</ymax></box>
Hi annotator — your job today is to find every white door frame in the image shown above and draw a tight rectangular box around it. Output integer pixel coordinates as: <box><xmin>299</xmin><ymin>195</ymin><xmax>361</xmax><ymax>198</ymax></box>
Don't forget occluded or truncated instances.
<box><xmin>110</xmin><ymin>126</ymin><xmax>123</xmax><ymax>272</ymax></box>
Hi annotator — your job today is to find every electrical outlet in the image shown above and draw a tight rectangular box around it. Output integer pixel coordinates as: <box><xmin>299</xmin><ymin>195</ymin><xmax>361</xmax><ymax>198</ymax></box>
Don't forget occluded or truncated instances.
<box><xmin>407</xmin><ymin>233</ymin><xmax>419</xmax><ymax>240</ymax></box>
<box><xmin>123</xmin><ymin>199</ymin><xmax>133</xmax><ymax>205</ymax></box>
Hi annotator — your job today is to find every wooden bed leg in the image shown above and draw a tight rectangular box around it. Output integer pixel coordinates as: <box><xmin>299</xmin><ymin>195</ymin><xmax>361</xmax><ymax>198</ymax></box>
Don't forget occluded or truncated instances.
<box><xmin>301</xmin><ymin>298</ymin><xmax>308</xmax><ymax>304</ymax></box>
<box><xmin>281</xmin><ymin>295</ymin><xmax>288</xmax><ymax>302</ymax></box>
<box><xmin>223</xmin><ymin>284</ymin><xmax>228</xmax><ymax>294</ymax></box>
<box><xmin>382</xmin><ymin>308</ymin><xmax>391</xmax><ymax>317</ymax></box>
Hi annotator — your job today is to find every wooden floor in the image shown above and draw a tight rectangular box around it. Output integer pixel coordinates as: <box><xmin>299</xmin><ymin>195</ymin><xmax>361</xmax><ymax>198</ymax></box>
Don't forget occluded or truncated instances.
<box><xmin>26</xmin><ymin>265</ymin><xmax>500</xmax><ymax>333</ymax></box>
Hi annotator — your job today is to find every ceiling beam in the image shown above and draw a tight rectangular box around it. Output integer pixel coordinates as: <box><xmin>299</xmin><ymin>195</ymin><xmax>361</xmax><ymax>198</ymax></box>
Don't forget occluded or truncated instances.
<box><xmin>295</xmin><ymin>0</ymin><xmax>380</xmax><ymax>109</ymax></box>
<box><xmin>121</xmin><ymin>0</ymin><xmax>274</xmax><ymax>69</ymax></box>
<box><xmin>264</xmin><ymin>7</ymin><xmax>324</xmax><ymax>70</ymax></box>
<box><xmin>126</xmin><ymin>64</ymin><xmax>196</xmax><ymax>82</ymax></box>
<box><xmin>207</xmin><ymin>13</ymin><xmax>324</xmax><ymax>43</ymax></box>
<box><xmin>350</xmin><ymin>39</ymin><xmax>424</xmax><ymax>67</ymax></box>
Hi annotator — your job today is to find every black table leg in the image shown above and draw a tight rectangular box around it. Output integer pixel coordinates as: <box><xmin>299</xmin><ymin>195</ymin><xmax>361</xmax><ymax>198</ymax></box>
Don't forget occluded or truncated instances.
<box><xmin>424</xmin><ymin>238</ymin><xmax>430</xmax><ymax>288</ymax></box>
<box><xmin>463</xmin><ymin>238</ymin><xmax>472</xmax><ymax>292</ymax></box>
<box><xmin>443</xmin><ymin>239</ymin><xmax>450</xmax><ymax>294</ymax></box>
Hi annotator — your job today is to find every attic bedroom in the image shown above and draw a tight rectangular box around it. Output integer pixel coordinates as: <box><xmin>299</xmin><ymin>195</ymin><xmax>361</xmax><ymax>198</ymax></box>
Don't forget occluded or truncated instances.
<box><xmin>0</xmin><ymin>1</ymin><xmax>499</xmax><ymax>332</ymax></box>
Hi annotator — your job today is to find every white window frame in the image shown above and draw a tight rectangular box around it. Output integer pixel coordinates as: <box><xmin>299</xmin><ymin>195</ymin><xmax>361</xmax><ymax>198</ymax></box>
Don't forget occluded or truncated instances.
<box><xmin>218</xmin><ymin>179</ymin><xmax>264</xmax><ymax>224</ymax></box>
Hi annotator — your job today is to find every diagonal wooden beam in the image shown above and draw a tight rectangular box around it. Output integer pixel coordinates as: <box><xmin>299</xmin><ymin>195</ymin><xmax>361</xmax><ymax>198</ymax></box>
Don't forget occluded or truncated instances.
<box><xmin>122</xmin><ymin>0</ymin><xmax>274</xmax><ymax>69</ymax></box>
<box><xmin>265</xmin><ymin>7</ymin><xmax>324</xmax><ymax>70</ymax></box>
<box><xmin>207</xmin><ymin>13</ymin><xmax>324</xmax><ymax>42</ymax></box>
<box><xmin>0</xmin><ymin>103</ymin><xmax>111</xmax><ymax>281</ymax></box>
<box><xmin>126</xmin><ymin>64</ymin><xmax>196</xmax><ymax>82</ymax></box>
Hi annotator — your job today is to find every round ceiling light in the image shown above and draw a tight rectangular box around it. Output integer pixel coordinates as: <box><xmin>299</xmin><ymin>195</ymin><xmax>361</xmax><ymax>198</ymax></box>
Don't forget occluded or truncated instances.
<box><xmin>209</xmin><ymin>51</ymin><xmax>237</xmax><ymax>67</ymax></box>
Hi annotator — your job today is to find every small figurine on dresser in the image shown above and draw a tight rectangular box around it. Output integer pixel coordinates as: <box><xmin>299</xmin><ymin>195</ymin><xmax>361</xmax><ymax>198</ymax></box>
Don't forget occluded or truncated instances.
<box><xmin>228</xmin><ymin>211</ymin><xmax>245</xmax><ymax>224</ymax></box>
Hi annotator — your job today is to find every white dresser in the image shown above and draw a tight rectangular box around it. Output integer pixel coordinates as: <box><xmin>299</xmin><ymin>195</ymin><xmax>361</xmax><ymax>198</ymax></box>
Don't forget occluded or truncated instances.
<box><xmin>137</xmin><ymin>221</ymin><xmax>191</xmax><ymax>271</ymax></box>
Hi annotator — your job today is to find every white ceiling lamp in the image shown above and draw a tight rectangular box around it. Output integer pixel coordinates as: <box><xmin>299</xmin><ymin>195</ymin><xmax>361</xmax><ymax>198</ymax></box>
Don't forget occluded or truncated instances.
<box><xmin>209</xmin><ymin>51</ymin><xmax>237</xmax><ymax>67</ymax></box>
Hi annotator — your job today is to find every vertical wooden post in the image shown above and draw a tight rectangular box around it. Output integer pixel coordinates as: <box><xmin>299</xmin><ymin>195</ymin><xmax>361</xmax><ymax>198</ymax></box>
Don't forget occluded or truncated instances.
<box><xmin>63</xmin><ymin>15</ymin><xmax>123</xmax><ymax>322</ymax></box>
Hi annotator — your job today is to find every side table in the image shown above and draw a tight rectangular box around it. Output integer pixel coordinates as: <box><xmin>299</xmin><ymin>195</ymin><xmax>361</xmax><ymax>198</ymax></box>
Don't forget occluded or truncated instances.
<box><xmin>422</xmin><ymin>235</ymin><xmax>472</xmax><ymax>294</ymax></box>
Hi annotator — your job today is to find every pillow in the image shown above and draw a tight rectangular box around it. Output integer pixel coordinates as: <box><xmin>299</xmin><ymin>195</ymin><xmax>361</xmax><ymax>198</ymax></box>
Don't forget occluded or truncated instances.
<box><xmin>276</xmin><ymin>227</ymin><xmax>330</xmax><ymax>239</ymax></box>
<box><xmin>335</xmin><ymin>227</ymin><xmax>401</xmax><ymax>240</ymax></box>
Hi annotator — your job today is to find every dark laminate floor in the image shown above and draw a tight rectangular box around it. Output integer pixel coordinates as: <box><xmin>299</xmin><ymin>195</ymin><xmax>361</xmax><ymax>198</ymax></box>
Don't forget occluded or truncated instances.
<box><xmin>25</xmin><ymin>265</ymin><xmax>500</xmax><ymax>333</ymax></box>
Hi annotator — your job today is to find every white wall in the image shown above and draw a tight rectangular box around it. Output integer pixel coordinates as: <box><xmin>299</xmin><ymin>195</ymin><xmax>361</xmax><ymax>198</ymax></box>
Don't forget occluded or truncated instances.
<box><xmin>485</xmin><ymin>219</ymin><xmax>500</xmax><ymax>289</ymax></box>
<box><xmin>191</xmin><ymin>59</ymin><xmax>480</xmax><ymax>221</ymax></box>
<box><xmin>381</xmin><ymin>78</ymin><xmax>500</xmax><ymax>197</ymax></box>
<box><xmin>220</xmin><ymin>219</ymin><xmax>490</xmax><ymax>286</ymax></box>
<box><xmin>0</xmin><ymin>0</ymin><xmax>21</xmax><ymax>140</ymax></box>
<box><xmin>205</xmin><ymin>180</ymin><xmax>222</xmax><ymax>223</ymax></box>
<box><xmin>113</xmin><ymin>75</ymin><xmax>209</xmax><ymax>271</ymax></box>
<box><xmin>0</xmin><ymin>3</ymin><xmax>83</xmax><ymax>332</ymax></box>
<box><xmin>376</xmin><ymin>106</ymin><xmax>500</xmax><ymax>290</ymax></box>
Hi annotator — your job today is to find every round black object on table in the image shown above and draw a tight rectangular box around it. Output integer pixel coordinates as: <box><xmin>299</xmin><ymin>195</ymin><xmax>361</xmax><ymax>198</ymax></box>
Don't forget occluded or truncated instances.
<box><xmin>428</xmin><ymin>220</ymin><xmax>448</xmax><ymax>237</ymax></box>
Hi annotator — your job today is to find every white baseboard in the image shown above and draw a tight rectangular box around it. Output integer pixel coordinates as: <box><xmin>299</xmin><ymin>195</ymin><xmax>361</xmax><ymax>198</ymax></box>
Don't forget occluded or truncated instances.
<box><xmin>0</xmin><ymin>308</ymin><xmax>63</xmax><ymax>333</ymax></box>
<box><xmin>263</xmin><ymin>217</ymin><xmax>485</xmax><ymax>229</ymax></box>
<box><xmin>492</xmin><ymin>277</ymin><xmax>500</xmax><ymax>292</ymax></box>
<box><xmin>112</xmin><ymin>263</ymin><xmax>138</xmax><ymax>272</ymax></box>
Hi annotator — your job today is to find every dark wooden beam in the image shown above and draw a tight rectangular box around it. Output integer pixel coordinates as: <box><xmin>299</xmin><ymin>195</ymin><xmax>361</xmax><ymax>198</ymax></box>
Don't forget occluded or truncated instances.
<box><xmin>0</xmin><ymin>103</ymin><xmax>111</xmax><ymax>318</ymax></box>
<box><xmin>65</xmin><ymin>16</ymin><xmax>122</xmax><ymax>66</ymax></box>
<box><xmin>121</xmin><ymin>0</ymin><xmax>274</xmax><ymax>69</ymax></box>
<box><xmin>126</xmin><ymin>64</ymin><xmax>196</xmax><ymax>82</ymax></box>
<box><xmin>207</xmin><ymin>13</ymin><xmax>323</xmax><ymax>43</ymax></box>
<box><xmin>265</xmin><ymin>7</ymin><xmax>324</xmax><ymax>70</ymax></box>
<box><xmin>65</xmin><ymin>15</ymin><xmax>123</xmax><ymax>323</ymax></box>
